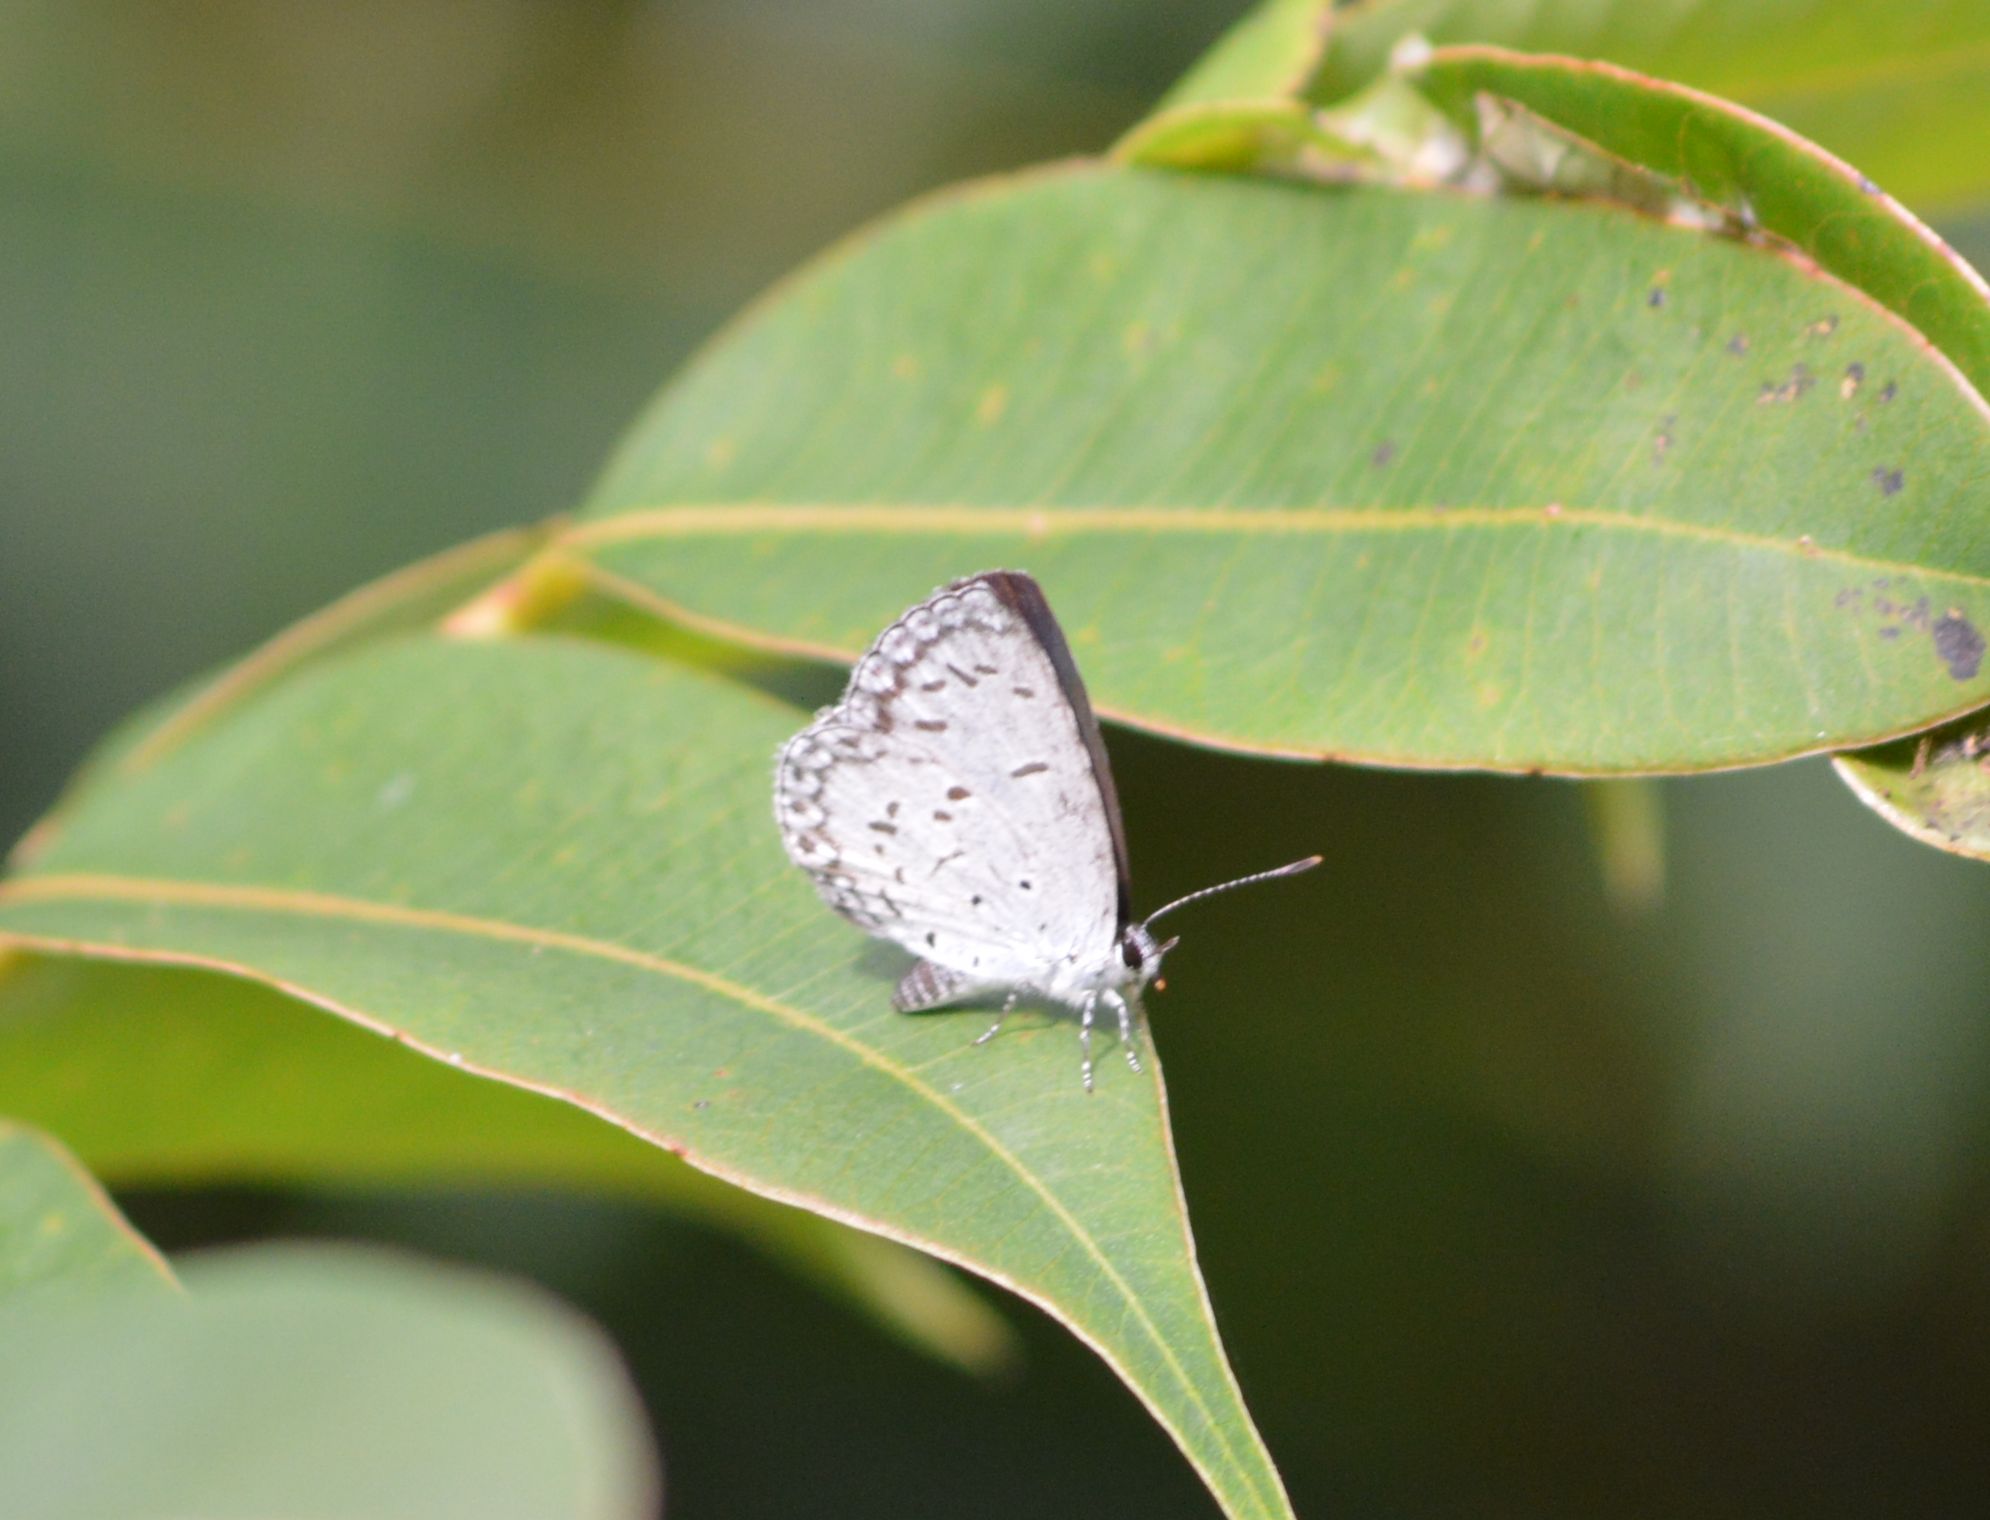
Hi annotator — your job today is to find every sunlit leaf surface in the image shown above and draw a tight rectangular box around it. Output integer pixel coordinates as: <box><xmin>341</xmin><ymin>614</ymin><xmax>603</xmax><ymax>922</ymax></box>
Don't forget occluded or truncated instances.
<box><xmin>0</xmin><ymin>636</ymin><xmax>1293</xmax><ymax>1520</ymax></box>
<box><xmin>574</xmin><ymin>165</ymin><xmax>1990</xmax><ymax>772</ymax></box>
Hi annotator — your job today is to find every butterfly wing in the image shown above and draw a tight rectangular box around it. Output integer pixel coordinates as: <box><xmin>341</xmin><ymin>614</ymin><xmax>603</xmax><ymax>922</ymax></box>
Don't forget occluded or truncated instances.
<box><xmin>776</xmin><ymin>571</ymin><xmax>1130</xmax><ymax>998</ymax></box>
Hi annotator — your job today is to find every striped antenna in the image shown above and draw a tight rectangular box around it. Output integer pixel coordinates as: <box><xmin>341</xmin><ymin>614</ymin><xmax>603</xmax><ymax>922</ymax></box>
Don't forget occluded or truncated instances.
<box><xmin>1142</xmin><ymin>854</ymin><xmax>1323</xmax><ymax>926</ymax></box>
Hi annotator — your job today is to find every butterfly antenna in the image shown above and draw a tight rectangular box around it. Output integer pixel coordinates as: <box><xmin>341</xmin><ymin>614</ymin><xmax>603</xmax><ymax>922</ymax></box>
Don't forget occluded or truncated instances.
<box><xmin>1142</xmin><ymin>854</ymin><xmax>1323</xmax><ymax>926</ymax></box>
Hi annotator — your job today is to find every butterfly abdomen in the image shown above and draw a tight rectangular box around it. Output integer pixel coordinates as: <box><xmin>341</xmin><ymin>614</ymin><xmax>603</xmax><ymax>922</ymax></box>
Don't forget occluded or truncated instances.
<box><xmin>893</xmin><ymin>959</ymin><xmax>981</xmax><ymax>1013</ymax></box>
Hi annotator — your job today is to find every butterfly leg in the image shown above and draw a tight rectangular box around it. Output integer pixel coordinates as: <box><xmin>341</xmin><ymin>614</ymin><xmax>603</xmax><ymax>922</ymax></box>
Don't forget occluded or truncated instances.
<box><xmin>1080</xmin><ymin>993</ymin><xmax>1097</xmax><ymax>1093</ymax></box>
<box><xmin>973</xmin><ymin>990</ymin><xmax>1019</xmax><ymax>1047</ymax></box>
<box><xmin>1106</xmin><ymin>990</ymin><xmax>1143</xmax><ymax>1074</ymax></box>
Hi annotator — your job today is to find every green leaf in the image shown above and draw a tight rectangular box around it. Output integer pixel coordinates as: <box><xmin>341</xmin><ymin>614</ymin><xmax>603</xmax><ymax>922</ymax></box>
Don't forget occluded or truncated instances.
<box><xmin>11</xmin><ymin>524</ymin><xmax>551</xmax><ymax>872</ymax></box>
<box><xmin>1412</xmin><ymin>46</ymin><xmax>1990</xmax><ymax>399</ymax></box>
<box><xmin>1314</xmin><ymin>0</ymin><xmax>1990</xmax><ymax>215</ymax></box>
<box><xmin>0</xmin><ymin>954</ymin><xmax>1017</xmax><ymax>1375</ymax></box>
<box><xmin>1154</xmin><ymin>0</ymin><xmax>1334</xmax><ymax>112</ymax></box>
<box><xmin>1834</xmin><ymin>710</ymin><xmax>1990</xmax><ymax>860</ymax></box>
<box><xmin>0</xmin><ymin>1121</ymin><xmax>175</xmax><ymax>1303</ymax></box>
<box><xmin>571</xmin><ymin>163</ymin><xmax>1990</xmax><ymax>772</ymax></box>
<box><xmin>1114</xmin><ymin>98</ymin><xmax>1368</xmax><ymax>177</ymax></box>
<box><xmin>0</xmin><ymin>636</ymin><xmax>1294</xmax><ymax>1520</ymax></box>
<box><xmin>0</xmin><ymin>1244</ymin><xmax>658</xmax><ymax>1520</ymax></box>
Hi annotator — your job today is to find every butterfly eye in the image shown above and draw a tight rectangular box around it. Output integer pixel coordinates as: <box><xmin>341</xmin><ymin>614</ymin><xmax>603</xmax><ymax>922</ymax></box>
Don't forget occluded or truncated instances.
<box><xmin>1119</xmin><ymin>932</ymin><xmax>1143</xmax><ymax>970</ymax></box>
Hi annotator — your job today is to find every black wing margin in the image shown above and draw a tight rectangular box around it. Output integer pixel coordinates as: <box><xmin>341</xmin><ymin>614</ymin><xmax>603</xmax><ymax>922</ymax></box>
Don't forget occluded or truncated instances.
<box><xmin>972</xmin><ymin>570</ymin><xmax>1134</xmax><ymax>933</ymax></box>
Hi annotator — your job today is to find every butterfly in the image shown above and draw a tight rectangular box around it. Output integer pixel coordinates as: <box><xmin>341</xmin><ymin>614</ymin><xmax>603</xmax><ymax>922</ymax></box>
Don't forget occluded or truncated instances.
<box><xmin>774</xmin><ymin>570</ymin><xmax>1318</xmax><ymax>1090</ymax></box>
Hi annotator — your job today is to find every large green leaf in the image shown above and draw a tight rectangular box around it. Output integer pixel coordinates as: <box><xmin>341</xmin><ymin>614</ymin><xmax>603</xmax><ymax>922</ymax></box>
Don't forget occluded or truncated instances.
<box><xmin>0</xmin><ymin>1244</ymin><xmax>658</xmax><ymax>1520</ymax></box>
<box><xmin>1313</xmin><ymin>0</ymin><xmax>1990</xmax><ymax>214</ymax></box>
<box><xmin>0</xmin><ymin>1121</ymin><xmax>175</xmax><ymax>1302</ymax></box>
<box><xmin>1412</xmin><ymin>46</ymin><xmax>1990</xmax><ymax>398</ymax></box>
<box><xmin>0</xmin><ymin>635</ymin><xmax>1294</xmax><ymax>1520</ymax></box>
<box><xmin>0</xmin><ymin>954</ymin><xmax>1015</xmax><ymax>1374</ymax></box>
<box><xmin>570</xmin><ymin>164</ymin><xmax>1990</xmax><ymax>772</ymax></box>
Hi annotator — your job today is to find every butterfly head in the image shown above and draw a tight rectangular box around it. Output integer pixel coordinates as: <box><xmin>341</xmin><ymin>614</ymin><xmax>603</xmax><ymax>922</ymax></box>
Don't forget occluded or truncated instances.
<box><xmin>1117</xmin><ymin>922</ymin><xmax>1180</xmax><ymax>992</ymax></box>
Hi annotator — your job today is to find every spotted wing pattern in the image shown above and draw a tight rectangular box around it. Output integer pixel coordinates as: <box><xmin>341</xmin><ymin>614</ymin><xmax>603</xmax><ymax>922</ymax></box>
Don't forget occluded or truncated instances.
<box><xmin>776</xmin><ymin>572</ymin><xmax>1129</xmax><ymax>1004</ymax></box>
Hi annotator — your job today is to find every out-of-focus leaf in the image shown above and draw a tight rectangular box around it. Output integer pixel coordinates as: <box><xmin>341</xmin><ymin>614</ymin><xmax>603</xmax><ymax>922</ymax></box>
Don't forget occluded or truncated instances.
<box><xmin>1580</xmin><ymin>777</ymin><xmax>1665</xmax><ymax>912</ymax></box>
<box><xmin>0</xmin><ymin>954</ymin><xmax>1016</xmax><ymax>1375</ymax></box>
<box><xmin>1413</xmin><ymin>47</ymin><xmax>1990</xmax><ymax>397</ymax></box>
<box><xmin>0</xmin><ymin>637</ymin><xmax>1294</xmax><ymax>1520</ymax></box>
<box><xmin>1314</xmin><ymin>0</ymin><xmax>1990</xmax><ymax>214</ymax></box>
<box><xmin>1834</xmin><ymin>710</ymin><xmax>1990</xmax><ymax>860</ymax></box>
<box><xmin>1114</xmin><ymin>98</ymin><xmax>1368</xmax><ymax>176</ymax></box>
<box><xmin>0</xmin><ymin>1121</ymin><xmax>174</xmax><ymax>1302</ymax></box>
<box><xmin>0</xmin><ymin>1244</ymin><xmax>659</xmax><ymax>1520</ymax></box>
<box><xmin>1155</xmin><ymin>0</ymin><xmax>1334</xmax><ymax>112</ymax></box>
<box><xmin>571</xmin><ymin>164</ymin><xmax>1990</xmax><ymax>772</ymax></box>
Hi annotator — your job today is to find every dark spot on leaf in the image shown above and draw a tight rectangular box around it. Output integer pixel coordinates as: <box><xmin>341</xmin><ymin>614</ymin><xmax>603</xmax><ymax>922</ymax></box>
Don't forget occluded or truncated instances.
<box><xmin>1933</xmin><ymin>613</ymin><xmax>1985</xmax><ymax>680</ymax></box>
<box><xmin>1841</xmin><ymin>362</ymin><xmax>1864</xmax><ymax>398</ymax></box>
<box><xmin>1372</xmin><ymin>439</ymin><xmax>1396</xmax><ymax>467</ymax></box>
<box><xmin>1872</xmin><ymin>467</ymin><xmax>1904</xmax><ymax>496</ymax></box>
<box><xmin>947</xmin><ymin>786</ymin><xmax>970</xmax><ymax>800</ymax></box>
<box><xmin>693</xmin><ymin>1099</ymin><xmax>709</xmax><ymax>1111</ymax></box>
<box><xmin>1011</xmin><ymin>761</ymin><xmax>1049</xmax><ymax>778</ymax></box>
<box><xmin>1726</xmin><ymin>333</ymin><xmax>1749</xmax><ymax>356</ymax></box>
<box><xmin>1805</xmin><ymin>315</ymin><xmax>1838</xmax><ymax>339</ymax></box>
<box><xmin>1757</xmin><ymin>364</ymin><xmax>1814</xmax><ymax>405</ymax></box>
<box><xmin>1879</xmin><ymin>626</ymin><xmax>1901</xmax><ymax>640</ymax></box>
<box><xmin>1879</xmin><ymin>381</ymin><xmax>1897</xmax><ymax>403</ymax></box>
<box><xmin>1647</xmin><ymin>287</ymin><xmax>1666</xmax><ymax>308</ymax></box>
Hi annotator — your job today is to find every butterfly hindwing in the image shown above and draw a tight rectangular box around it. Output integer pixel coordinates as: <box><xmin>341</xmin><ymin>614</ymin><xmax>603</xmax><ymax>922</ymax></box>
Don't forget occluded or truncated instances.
<box><xmin>776</xmin><ymin>572</ymin><xmax>1126</xmax><ymax>998</ymax></box>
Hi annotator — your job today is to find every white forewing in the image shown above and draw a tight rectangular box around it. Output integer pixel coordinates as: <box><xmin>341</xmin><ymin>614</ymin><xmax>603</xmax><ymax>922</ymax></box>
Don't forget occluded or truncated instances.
<box><xmin>776</xmin><ymin>576</ymin><xmax>1122</xmax><ymax>993</ymax></box>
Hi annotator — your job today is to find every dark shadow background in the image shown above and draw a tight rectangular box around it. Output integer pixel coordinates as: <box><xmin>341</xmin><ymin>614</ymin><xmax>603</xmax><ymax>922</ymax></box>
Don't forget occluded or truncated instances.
<box><xmin>7</xmin><ymin>3</ymin><xmax>1990</xmax><ymax>1515</ymax></box>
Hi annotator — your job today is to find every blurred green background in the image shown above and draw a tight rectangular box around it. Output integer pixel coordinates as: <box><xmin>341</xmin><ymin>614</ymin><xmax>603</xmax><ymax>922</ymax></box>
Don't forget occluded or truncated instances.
<box><xmin>5</xmin><ymin>3</ymin><xmax>1990</xmax><ymax>1514</ymax></box>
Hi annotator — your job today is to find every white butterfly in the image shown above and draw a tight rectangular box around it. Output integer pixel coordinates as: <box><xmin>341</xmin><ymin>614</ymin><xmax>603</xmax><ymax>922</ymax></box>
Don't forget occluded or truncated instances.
<box><xmin>775</xmin><ymin>570</ymin><xmax>1317</xmax><ymax>1090</ymax></box>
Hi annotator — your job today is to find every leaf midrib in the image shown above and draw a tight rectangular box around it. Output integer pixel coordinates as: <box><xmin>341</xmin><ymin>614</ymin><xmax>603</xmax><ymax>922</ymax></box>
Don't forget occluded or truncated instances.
<box><xmin>0</xmin><ymin>871</ymin><xmax>1272</xmax><ymax>1513</ymax></box>
<box><xmin>567</xmin><ymin>503</ymin><xmax>1990</xmax><ymax>590</ymax></box>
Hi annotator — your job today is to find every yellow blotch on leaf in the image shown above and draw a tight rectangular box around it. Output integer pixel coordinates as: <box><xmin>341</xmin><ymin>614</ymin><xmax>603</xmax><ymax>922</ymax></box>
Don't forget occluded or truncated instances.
<box><xmin>976</xmin><ymin>384</ymin><xmax>1010</xmax><ymax>426</ymax></box>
